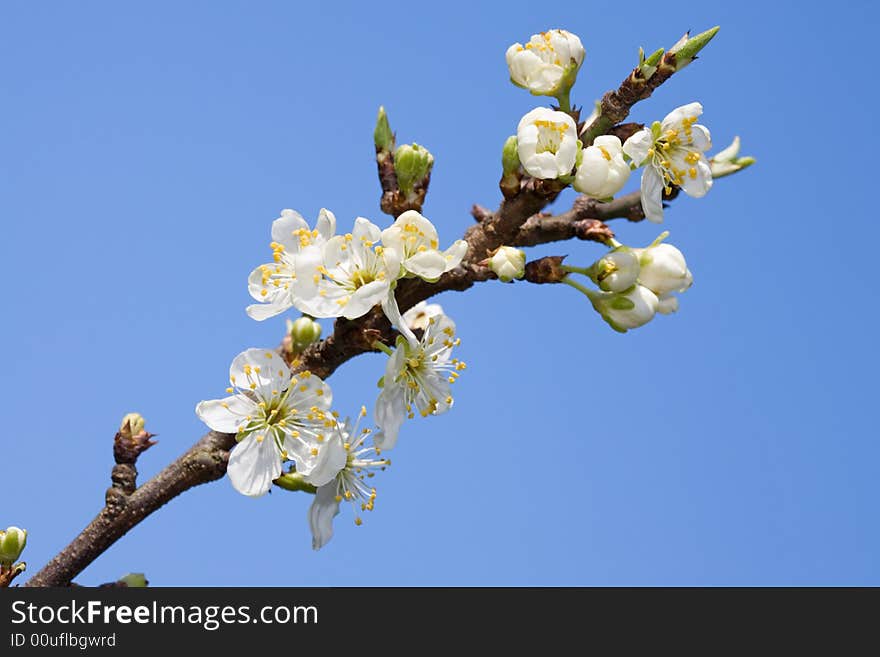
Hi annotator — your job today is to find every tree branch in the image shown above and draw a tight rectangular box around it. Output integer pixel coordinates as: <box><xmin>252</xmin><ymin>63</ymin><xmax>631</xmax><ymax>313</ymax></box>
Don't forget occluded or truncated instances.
<box><xmin>25</xmin><ymin>60</ymin><xmax>689</xmax><ymax>587</ymax></box>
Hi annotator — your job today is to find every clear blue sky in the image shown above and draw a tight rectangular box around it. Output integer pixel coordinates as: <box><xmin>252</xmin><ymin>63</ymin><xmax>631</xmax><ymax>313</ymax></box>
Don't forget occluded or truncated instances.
<box><xmin>1</xmin><ymin>0</ymin><xmax>877</xmax><ymax>586</ymax></box>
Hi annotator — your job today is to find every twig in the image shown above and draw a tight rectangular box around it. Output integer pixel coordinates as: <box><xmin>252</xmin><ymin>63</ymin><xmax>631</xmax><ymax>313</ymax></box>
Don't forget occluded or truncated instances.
<box><xmin>25</xmin><ymin>61</ymin><xmax>687</xmax><ymax>588</ymax></box>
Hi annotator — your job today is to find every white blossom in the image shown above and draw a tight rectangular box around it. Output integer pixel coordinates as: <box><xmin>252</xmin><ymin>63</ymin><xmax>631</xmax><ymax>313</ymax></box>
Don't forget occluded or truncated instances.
<box><xmin>196</xmin><ymin>349</ymin><xmax>339</xmax><ymax>497</ymax></box>
<box><xmin>246</xmin><ymin>208</ymin><xmax>336</xmax><ymax>321</ymax></box>
<box><xmin>374</xmin><ymin>313</ymin><xmax>464</xmax><ymax>450</ymax></box>
<box><xmin>623</xmin><ymin>102</ymin><xmax>713</xmax><ymax>223</ymax></box>
<box><xmin>306</xmin><ymin>408</ymin><xmax>390</xmax><ymax>550</ymax></box>
<box><xmin>380</xmin><ymin>210</ymin><xmax>467</xmax><ymax>282</ymax></box>
<box><xmin>573</xmin><ymin>135</ymin><xmax>630</xmax><ymax>199</ymax></box>
<box><xmin>295</xmin><ymin>217</ymin><xmax>403</xmax><ymax>320</ymax></box>
<box><xmin>516</xmin><ymin>107</ymin><xmax>579</xmax><ymax>180</ymax></box>
<box><xmin>506</xmin><ymin>29</ymin><xmax>585</xmax><ymax>96</ymax></box>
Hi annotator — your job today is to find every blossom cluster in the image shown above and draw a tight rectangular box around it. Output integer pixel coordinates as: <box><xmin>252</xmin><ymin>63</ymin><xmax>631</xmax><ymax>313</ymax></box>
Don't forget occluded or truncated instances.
<box><xmin>506</xmin><ymin>30</ymin><xmax>715</xmax><ymax>225</ymax></box>
<box><xmin>561</xmin><ymin>232</ymin><xmax>693</xmax><ymax>332</ymax></box>
<box><xmin>190</xmin><ymin>26</ymin><xmax>748</xmax><ymax>552</ymax></box>
<box><xmin>198</xmin><ymin>209</ymin><xmax>466</xmax><ymax>549</ymax></box>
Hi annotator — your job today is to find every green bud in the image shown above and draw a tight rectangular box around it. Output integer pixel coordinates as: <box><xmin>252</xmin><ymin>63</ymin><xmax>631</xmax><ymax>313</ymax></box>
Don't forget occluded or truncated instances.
<box><xmin>709</xmin><ymin>137</ymin><xmax>756</xmax><ymax>179</ymax></box>
<box><xmin>669</xmin><ymin>26</ymin><xmax>720</xmax><ymax>70</ymax></box>
<box><xmin>0</xmin><ymin>526</ymin><xmax>27</xmax><ymax>565</ymax></box>
<box><xmin>394</xmin><ymin>143</ymin><xmax>434</xmax><ymax>196</ymax></box>
<box><xmin>119</xmin><ymin>412</ymin><xmax>146</xmax><ymax>440</ymax></box>
<box><xmin>119</xmin><ymin>572</ymin><xmax>148</xmax><ymax>587</ymax></box>
<box><xmin>286</xmin><ymin>316</ymin><xmax>322</xmax><ymax>354</ymax></box>
<box><xmin>374</xmin><ymin>106</ymin><xmax>395</xmax><ymax>153</ymax></box>
<box><xmin>501</xmin><ymin>136</ymin><xmax>519</xmax><ymax>176</ymax></box>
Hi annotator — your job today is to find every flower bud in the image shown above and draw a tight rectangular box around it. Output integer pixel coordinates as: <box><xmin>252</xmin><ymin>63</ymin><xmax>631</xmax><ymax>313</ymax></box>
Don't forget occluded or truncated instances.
<box><xmin>394</xmin><ymin>143</ymin><xmax>434</xmax><ymax>196</ymax></box>
<box><xmin>668</xmin><ymin>26</ymin><xmax>719</xmax><ymax>70</ymax></box>
<box><xmin>634</xmin><ymin>236</ymin><xmax>692</xmax><ymax>296</ymax></box>
<box><xmin>500</xmin><ymin>135</ymin><xmax>522</xmax><ymax>198</ymax></box>
<box><xmin>573</xmin><ymin>135</ymin><xmax>630</xmax><ymax>199</ymax></box>
<box><xmin>501</xmin><ymin>136</ymin><xmax>520</xmax><ymax>176</ymax></box>
<box><xmin>591</xmin><ymin>249</ymin><xmax>640</xmax><ymax>292</ymax></box>
<box><xmin>590</xmin><ymin>285</ymin><xmax>659</xmax><ymax>333</ymax></box>
<box><xmin>287</xmin><ymin>316</ymin><xmax>322</xmax><ymax>354</ymax></box>
<box><xmin>374</xmin><ymin>106</ymin><xmax>395</xmax><ymax>153</ymax></box>
<box><xmin>119</xmin><ymin>413</ymin><xmax>146</xmax><ymax>441</ymax></box>
<box><xmin>119</xmin><ymin>572</ymin><xmax>148</xmax><ymax>587</ymax></box>
<box><xmin>0</xmin><ymin>526</ymin><xmax>27</xmax><ymax>565</ymax></box>
<box><xmin>709</xmin><ymin>136</ymin><xmax>755</xmax><ymax>179</ymax></box>
<box><xmin>486</xmin><ymin>246</ymin><xmax>525</xmax><ymax>282</ymax></box>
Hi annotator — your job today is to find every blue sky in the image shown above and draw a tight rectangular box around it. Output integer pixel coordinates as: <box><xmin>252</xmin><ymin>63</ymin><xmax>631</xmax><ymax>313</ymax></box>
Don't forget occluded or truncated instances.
<box><xmin>1</xmin><ymin>0</ymin><xmax>877</xmax><ymax>586</ymax></box>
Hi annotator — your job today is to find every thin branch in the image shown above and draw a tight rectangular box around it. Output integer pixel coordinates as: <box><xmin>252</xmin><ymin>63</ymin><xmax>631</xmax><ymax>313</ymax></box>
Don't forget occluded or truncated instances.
<box><xmin>25</xmin><ymin>432</ymin><xmax>232</xmax><ymax>587</ymax></box>
<box><xmin>580</xmin><ymin>51</ymin><xmax>680</xmax><ymax>146</ymax></box>
<box><xmin>25</xmin><ymin>61</ymin><xmax>689</xmax><ymax>588</ymax></box>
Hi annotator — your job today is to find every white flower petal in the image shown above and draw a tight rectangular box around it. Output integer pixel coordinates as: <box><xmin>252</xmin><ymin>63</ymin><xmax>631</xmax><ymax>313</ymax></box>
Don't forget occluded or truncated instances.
<box><xmin>195</xmin><ymin>395</ymin><xmax>255</xmax><ymax>433</ymax></box>
<box><xmin>303</xmin><ymin>434</ymin><xmax>347</xmax><ymax>488</ymax></box>
<box><xmin>401</xmin><ymin>301</ymin><xmax>444</xmax><ymax>332</ymax></box>
<box><xmin>443</xmin><ymin>240</ymin><xmax>468</xmax><ymax>271</ymax></box>
<box><xmin>679</xmin><ymin>159</ymin><xmax>713</xmax><ymax>198</ymax></box>
<box><xmin>227</xmin><ymin>434</ymin><xmax>283</xmax><ymax>497</ymax></box>
<box><xmin>245</xmin><ymin>302</ymin><xmax>288</xmax><ymax>321</ymax></box>
<box><xmin>688</xmin><ymin>124</ymin><xmax>712</xmax><ymax>152</ymax></box>
<box><xmin>271</xmin><ymin>209</ymin><xmax>309</xmax><ymax>251</ymax></box>
<box><xmin>352</xmin><ymin>216</ymin><xmax>381</xmax><ymax>243</ymax></box>
<box><xmin>288</xmin><ymin>371</ymin><xmax>333</xmax><ymax>411</ymax></box>
<box><xmin>343</xmin><ymin>280</ymin><xmax>390</xmax><ymax>319</ymax></box>
<box><xmin>622</xmin><ymin>129</ymin><xmax>653</xmax><ymax>165</ymax></box>
<box><xmin>316</xmin><ymin>208</ymin><xmax>336</xmax><ymax>242</ymax></box>
<box><xmin>382</xmin><ymin>294</ymin><xmax>418</xmax><ymax>346</ymax></box>
<box><xmin>522</xmin><ymin>151</ymin><xmax>560</xmax><ymax>179</ymax></box>
<box><xmin>640</xmin><ymin>167</ymin><xmax>665</xmax><ymax>224</ymax></box>
<box><xmin>230</xmin><ymin>348</ymin><xmax>290</xmax><ymax>398</ymax></box>
<box><xmin>309</xmin><ymin>483</ymin><xmax>341</xmax><ymax>550</ymax></box>
<box><xmin>662</xmin><ymin>102</ymin><xmax>703</xmax><ymax>131</ymax></box>
<box><xmin>374</xmin><ymin>386</ymin><xmax>406</xmax><ymax>450</ymax></box>
<box><xmin>403</xmin><ymin>250</ymin><xmax>447</xmax><ymax>281</ymax></box>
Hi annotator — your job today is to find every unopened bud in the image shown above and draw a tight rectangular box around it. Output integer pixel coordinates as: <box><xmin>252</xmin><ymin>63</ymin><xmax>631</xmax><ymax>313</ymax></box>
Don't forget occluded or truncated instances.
<box><xmin>591</xmin><ymin>249</ymin><xmax>640</xmax><ymax>292</ymax></box>
<box><xmin>590</xmin><ymin>285</ymin><xmax>659</xmax><ymax>333</ymax></box>
<box><xmin>119</xmin><ymin>572</ymin><xmax>148</xmax><ymax>587</ymax></box>
<box><xmin>119</xmin><ymin>413</ymin><xmax>146</xmax><ymax>441</ymax></box>
<box><xmin>502</xmin><ymin>136</ymin><xmax>520</xmax><ymax>176</ymax></box>
<box><xmin>633</xmin><ymin>233</ymin><xmax>692</xmax><ymax>296</ymax></box>
<box><xmin>287</xmin><ymin>316</ymin><xmax>322</xmax><ymax>354</ymax></box>
<box><xmin>394</xmin><ymin>143</ymin><xmax>434</xmax><ymax>196</ymax></box>
<box><xmin>486</xmin><ymin>246</ymin><xmax>525</xmax><ymax>282</ymax></box>
<box><xmin>374</xmin><ymin>106</ymin><xmax>395</xmax><ymax>153</ymax></box>
<box><xmin>500</xmin><ymin>135</ymin><xmax>522</xmax><ymax>198</ymax></box>
<box><xmin>0</xmin><ymin>526</ymin><xmax>27</xmax><ymax>565</ymax></box>
<box><xmin>709</xmin><ymin>136</ymin><xmax>755</xmax><ymax>179</ymax></box>
<box><xmin>669</xmin><ymin>26</ymin><xmax>720</xmax><ymax>71</ymax></box>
